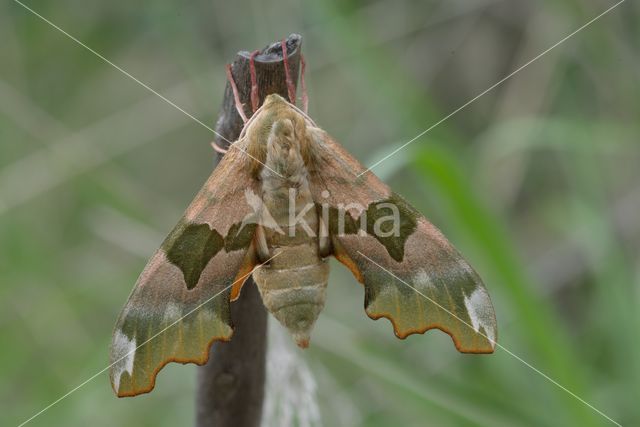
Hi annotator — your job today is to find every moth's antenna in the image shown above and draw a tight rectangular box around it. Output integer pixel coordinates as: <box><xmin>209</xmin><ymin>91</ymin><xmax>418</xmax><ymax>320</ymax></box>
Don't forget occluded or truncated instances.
<box><xmin>281</xmin><ymin>39</ymin><xmax>296</xmax><ymax>105</ymax></box>
<box><xmin>299</xmin><ymin>53</ymin><xmax>309</xmax><ymax>114</ymax></box>
<box><xmin>225</xmin><ymin>64</ymin><xmax>248</xmax><ymax>123</ymax></box>
<box><xmin>249</xmin><ymin>50</ymin><xmax>260</xmax><ymax>113</ymax></box>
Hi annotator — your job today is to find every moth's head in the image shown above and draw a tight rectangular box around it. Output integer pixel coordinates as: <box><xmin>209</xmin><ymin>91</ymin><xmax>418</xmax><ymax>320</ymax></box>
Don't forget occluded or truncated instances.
<box><xmin>263</xmin><ymin>93</ymin><xmax>289</xmax><ymax>108</ymax></box>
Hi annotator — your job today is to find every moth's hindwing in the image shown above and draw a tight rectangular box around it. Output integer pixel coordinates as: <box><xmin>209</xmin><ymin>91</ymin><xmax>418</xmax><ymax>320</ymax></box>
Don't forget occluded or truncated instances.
<box><xmin>109</xmin><ymin>143</ymin><xmax>259</xmax><ymax>397</ymax></box>
<box><xmin>308</xmin><ymin>129</ymin><xmax>497</xmax><ymax>353</ymax></box>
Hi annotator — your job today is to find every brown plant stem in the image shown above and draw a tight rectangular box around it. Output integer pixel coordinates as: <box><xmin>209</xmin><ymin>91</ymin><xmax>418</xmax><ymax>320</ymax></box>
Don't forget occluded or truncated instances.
<box><xmin>195</xmin><ymin>34</ymin><xmax>303</xmax><ymax>427</ymax></box>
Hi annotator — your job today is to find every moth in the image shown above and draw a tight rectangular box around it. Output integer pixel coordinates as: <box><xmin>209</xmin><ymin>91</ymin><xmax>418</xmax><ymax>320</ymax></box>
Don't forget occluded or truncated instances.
<box><xmin>109</xmin><ymin>50</ymin><xmax>497</xmax><ymax>397</ymax></box>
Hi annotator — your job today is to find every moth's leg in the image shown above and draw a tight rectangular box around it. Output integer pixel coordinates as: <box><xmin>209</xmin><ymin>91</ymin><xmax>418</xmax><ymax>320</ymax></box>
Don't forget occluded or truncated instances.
<box><xmin>254</xmin><ymin>224</ymin><xmax>271</xmax><ymax>264</ymax></box>
<box><xmin>281</xmin><ymin>39</ymin><xmax>296</xmax><ymax>105</ymax></box>
<box><xmin>299</xmin><ymin>53</ymin><xmax>309</xmax><ymax>114</ymax></box>
<box><xmin>210</xmin><ymin>140</ymin><xmax>228</xmax><ymax>154</ymax></box>
<box><xmin>225</xmin><ymin>64</ymin><xmax>248</xmax><ymax>123</ymax></box>
<box><xmin>249</xmin><ymin>50</ymin><xmax>260</xmax><ymax>113</ymax></box>
<box><xmin>318</xmin><ymin>214</ymin><xmax>331</xmax><ymax>258</ymax></box>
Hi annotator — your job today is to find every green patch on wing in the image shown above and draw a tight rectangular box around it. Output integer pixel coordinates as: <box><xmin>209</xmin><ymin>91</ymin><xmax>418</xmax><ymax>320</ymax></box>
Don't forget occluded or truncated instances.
<box><xmin>161</xmin><ymin>217</ymin><xmax>257</xmax><ymax>290</ymax></box>
<box><xmin>364</xmin><ymin>194</ymin><xmax>418</xmax><ymax>262</ymax></box>
<box><xmin>225</xmin><ymin>222</ymin><xmax>257</xmax><ymax>252</ymax></box>
<box><xmin>111</xmin><ymin>290</ymin><xmax>233</xmax><ymax>396</ymax></box>
<box><xmin>362</xmin><ymin>257</ymin><xmax>496</xmax><ymax>351</ymax></box>
<box><xmin>162</xmin><ymin>219</ymin><xmax>224</xmax><ymax>289</ymax></box>
<box><xmin>325</xmin><ymin>193</ymin><xmax>418</xmax><ymax>262</ymax></box>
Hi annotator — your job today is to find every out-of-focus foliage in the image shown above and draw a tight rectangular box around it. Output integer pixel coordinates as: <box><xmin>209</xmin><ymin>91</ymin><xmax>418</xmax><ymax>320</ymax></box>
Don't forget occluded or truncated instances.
<box><xmin>1</xmin><ymin>1</ymin><xmax>638</xmax><ymax>426</ymax></box>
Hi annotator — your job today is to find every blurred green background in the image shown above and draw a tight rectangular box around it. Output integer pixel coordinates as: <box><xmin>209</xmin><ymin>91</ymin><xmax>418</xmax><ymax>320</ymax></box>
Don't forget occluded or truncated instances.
<box><xmin>1</xmin><ymin>0</ymin><xmax>638</xmax><ymax>426</ymax></box>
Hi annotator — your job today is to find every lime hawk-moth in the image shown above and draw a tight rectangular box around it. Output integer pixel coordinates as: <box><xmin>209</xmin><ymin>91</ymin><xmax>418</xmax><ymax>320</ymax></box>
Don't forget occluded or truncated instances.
<box><xmin>109</xmin><ymin>52</ymin><xmax>497</xmax><ymax>397</ymax></box>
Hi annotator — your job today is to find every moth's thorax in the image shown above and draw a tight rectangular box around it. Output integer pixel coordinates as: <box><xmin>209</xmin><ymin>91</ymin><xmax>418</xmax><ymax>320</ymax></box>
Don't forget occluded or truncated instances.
<box><xmin>258</xmin><ymin>116</ymin><xmax>315</xmax><ymax>237</ymax></box>
<box><xmin>260</xmin><ymin>117</ymin><xmax>308</xmax><ymax>191</ymax></box>
<box><xmin>243</xmin><ymin>94</ymin><xmax>313</xmax><ymax>179</ymax></box>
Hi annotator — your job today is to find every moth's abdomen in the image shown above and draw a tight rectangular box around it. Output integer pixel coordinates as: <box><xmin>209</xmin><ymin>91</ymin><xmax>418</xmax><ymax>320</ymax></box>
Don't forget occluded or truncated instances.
<box><xmin>253</xmin><ymin>244</ymin><xmax>329</xmax><ymax>348</ymax></box>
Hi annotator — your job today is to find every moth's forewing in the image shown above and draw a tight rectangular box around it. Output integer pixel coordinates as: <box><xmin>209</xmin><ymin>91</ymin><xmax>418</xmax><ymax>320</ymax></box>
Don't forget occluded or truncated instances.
<box><xmin>307</xmin><ymin>128</ymin><xmax>497</xmax><ymax>353</ymax></box>
<box><xmin>109</xmin><ymin>143</ymin><xmax>259</xmax><ymax>397</ymax></box>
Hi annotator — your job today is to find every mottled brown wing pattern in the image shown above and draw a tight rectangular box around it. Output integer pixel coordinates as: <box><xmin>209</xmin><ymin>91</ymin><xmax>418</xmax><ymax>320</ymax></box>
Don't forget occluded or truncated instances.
<box><xmin>306</xmin><ymin>127</ymin><xmax>390</xmax><ymax>211</ymax></box>
<box><xmin>307</xmin><ymin>128</ymin><xmax>497</xmax><ymax>353</ymax></box>
<box><xmin>109</xmin><ymin>142</ymin><xmax>260</xmax><ymax>397</ymax></box>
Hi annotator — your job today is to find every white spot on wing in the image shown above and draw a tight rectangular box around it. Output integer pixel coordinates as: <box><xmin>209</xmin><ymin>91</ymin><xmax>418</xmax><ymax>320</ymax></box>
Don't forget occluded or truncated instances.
<box><xmin>463</xmin><ymin>287</ymin><xmax>496</xmax><ymax>348</ymax></box>
<box><xmin>164</xmin><ymin>302</ymin><xmax>181</xmax><ymax>322</ymax></box>
<box><xmin>413</xmin><ymin>269</ymin><xmax>436</xmax><ymax>291</ymax></box>
<box><xmin>112</xmin><ymin>329</ymin><xmax>136</xmax><ymax>392</ymax></box>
